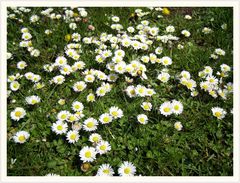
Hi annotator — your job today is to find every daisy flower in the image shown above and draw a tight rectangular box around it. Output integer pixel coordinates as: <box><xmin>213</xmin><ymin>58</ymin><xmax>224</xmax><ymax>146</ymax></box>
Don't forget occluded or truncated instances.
<box><xmin>89</xmin><ymin>133</ymin><xmax>102</xmax><ymax>144</ymax></box>
<box><xmin>60</xmin><ymin>65</ymin><xmax>72</xmax><ymax>75</ymax></box>
<box><xmin>181</xmin><ymin>30</ymin><xmax>191</xmax><ymax>37</ymax></box>
<box><xmin>161</xmin><ymin>56</ymin><xmax>172</xmax><ymax>66</ymax></box>
<box><xmin>84</xmin><ymin>74</ymin><xmax>95</xmax><ymax>83</ymax></box>
<box><xmin>25</xmin><ymin>95</ymin><xmax>41</xmax><ymax>105</ymax></box>
<box><xmin>109</xmin><ymin>106</ymin><xmax>123</xmax><ymax>119</ymax></box>
<box><xmin>10</xmin><ymin>81</ymin><xmax>20</xmax><ymax>91</ymax></box>
<box><xmin>215</xmin><ymin>48</ymin><xmax>225</xmax><ymax>56</ymax></box>
<box><xmin>137</xmin><ymin>114</ymin><xmax>148</xmax><ymax>124</ymax></box>
<box><xmin>79</xmin><ymin>146</ymin><xmax>97</xmax><ymax>162</ymax></box>
<box><xmin>166</xmin><ymin>25</ymin><xmax>175</xmax><ymax>33</ymax></box>
<box><xmin>96</xmin><ymin>86</ymin><xmax>107</xmax><ymax>97</ymax></box>
<box><xmin>135</xmin><ymin>85</ymin><xmax>147</xmax><ymax>97</ymax></box>
<box><xmin>96</xmin><ymin>140</ymin><xmax>111</xmax><ymax>154</ymax></box>
<box><xmin>51</xmin><ymin>121</ymin><xmax>68</xmax><ymax>135</ymax></box>
<box><xmin>57</xmin><ymin>110</ymin><xmax>70</xmax><ymax>121</ymax></box>
<box><xmin>73</xmin><ymin>81</ymin><xmax>87</xmax><ymax>92</ymax></box>
<box><xmin>10</xmin><ymin>107</ymin><xmax>26</xmax><ymax>121</ymax></box>
<box><xmin>83</xmin><ymin>118</ymin><xmax>98</xmax><ymax>131</ymax></box>
<box><xmin>52</xmin><ymin>75</ymin><xmax>65</xmax><ymax>85</ymax></box>
<box><xmin>157</xmin><ymin>72</ymin><xmax>170</xmax><ymax>83</ymax></box>
<box><xmin>211</xmin><ymin>107</ymin><xmax>227</xmax><ymax>120</ymax></box>
<box><xmin>17</xmin><ymin>61</ymin><xmax>27</xmax><ymax>70</ymax></box>
<box><xmin>159</xmin><ymin>101</ymin><xmax>172</xmax><ymax>116</ymax></box>
<box><xmin>66</xmin><ymin>130</ymin><xmax>79</xmax><ymax>143</ymax></box>
<box><xmin>13</xmin><ymin>131</ymin><xmax>30</xmax><ymax>144</ymax></box>
<box><xmin>99</xmin><ymin>113</ymin><xmax>113</xmax><ymax>124</ymax></box>
<box><xmin>87</xmin><ymin>93</ymin><xmax>95</xmax><ymax>102</ymax></box>
<box><xmin>118</xmin><ymin>161</ymin><xmax>136</xmax><ymax>176</ymax></box>
<box><xmin>55</xmin><ymin>56</ymin><xmax>67</xmax><ymax>66</ymax></box>
<box><xmin>125</xmin><ymin>86</ymin><xmax>136</xmax><ymax>98</ymax></box>
<box><xmin>171</xmin><ymin>100</ymin><xmax>183</xmax><ymax>115</ymax></box>
<box><xmin>96</xmin><ymin>164</ymin><xmax>114</xmax><ymax>176</ymax></box>
<box><xmin>174</xmin><ymin>121</ymin><xmax>183</xmax><ymax>131</ymax></box>
<box><xmin>141</xmin><ymin>102</ymin><xmax>152</xmax><ymax>111</ymax></box>
<box><xmin>72</xmin><ymin>101</ymin><xmax>84</xmax><ymax>112</ymax></box>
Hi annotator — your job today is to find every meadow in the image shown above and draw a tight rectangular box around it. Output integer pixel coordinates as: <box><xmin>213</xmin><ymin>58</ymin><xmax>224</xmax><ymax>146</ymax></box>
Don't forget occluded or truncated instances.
<box><xmin>7</xmin><ymin>7</ymin><xmax>233</xmax><ymax>176</ymax></box>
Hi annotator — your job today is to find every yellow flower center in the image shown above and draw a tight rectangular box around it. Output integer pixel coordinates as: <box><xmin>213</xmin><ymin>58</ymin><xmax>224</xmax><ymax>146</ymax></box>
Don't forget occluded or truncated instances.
<box><xmin>70</xmin><ymin>133</ymin><xmax>76</xmax><ymax>140</ymax></box>
<box><xmin>87</xmin><ymin>122</ymin><xmax>94</xmax><ymax>128</ymax></box>
<box><xmin>163</xmin><ymin>59</ymin><xmax>168</xmax><ymax>65</ymax></box>
<box><xmin>215</xmin><ymin>112</ymin><xmax>222</xmax><ymax>118</ymax></box>
<box><xmin>85</xmin><ymin>151</ymin><xmax>91</xmax><ymax>158</ymax></box>
<box><xmin>15</xmin><ymin>111</ymin><xmax>22</xmax><ymax>117</ymax></box>
<box><xmin>163</xmin><ymin>107</ymin><xmax>170</xmax><ymax>113</ymax></box>
<box><xmin>57</xmin><ymin>125</ymin><xmax>63</xmax><ymax>131</ymax></box>
<box><xmin>77</xmin><ymin>85</ymin><xmax>83</xmax><ymax>90</ymax></box>
<box><xmin>18</xmin><ymin>135</ymin><xmax>25</xmax><ymax>142</ymax></box>
<box><xmin>139</xmin><ymin>117</ymin><xmax>145</xmax><ymax>123</ymax></box>
<box><xmin>61</xmin><ymin>114</ymin><xmax>67</xmax><ymax>119</ymax></box>
<box><xmin>174</xmin><ymin>105</ymin><xmax>179</xmax><ymax>110</ymax></box>
<box><xmin>13</xmin><ymin>83</ymin><xmax>19</xmax><ymax>88</ymax></box>
<box><xmin>103</xmin><ymin>116</ymin><xmax>110</xmax><ymax>123</ymax></box>
<box><xmin>144</xmin><ymin>105</ymin><xmax>149</xmax><ymax>110</ymax></box>
<box><xmin>103</xmin><ymin>169</ymin><xmax>110</xmax><ymax>174</ymax></box>
<box><xmin>112</xmin><ymin>111</ymin><xmax>118</xmax><ymax>117</ymax></box>
<box><xmin>100</xmin><ymin>145</ymin><xmax>106</xmax><ymax>151</ymax></box>
<box><xmin>31</xmin><ymin>99</ymin><xmax>37</xmax><ymax>104</ymax></box>
<box><xmin>124</xmin><ymin>167</ymin><xmax>131</xmax><ymax>174</ymax></box>
<box><xmin>92</xmin><ymin>137</ymin><xmax>99</xmax><ymax>142</ymax></box>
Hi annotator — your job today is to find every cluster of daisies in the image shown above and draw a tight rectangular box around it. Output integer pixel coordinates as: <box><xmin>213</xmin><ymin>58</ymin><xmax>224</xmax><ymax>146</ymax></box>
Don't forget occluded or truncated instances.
<box><xmin>7</xmin><ymin>6</ymin><xmax>233</xmax><ymax>176</ymax></box>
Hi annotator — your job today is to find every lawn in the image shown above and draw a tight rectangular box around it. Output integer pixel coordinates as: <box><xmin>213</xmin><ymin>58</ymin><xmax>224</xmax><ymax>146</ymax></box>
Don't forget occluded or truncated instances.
<box><xmin>7</xmin><ymin>7</ymin><xmax>233</xmax><ymax>176</ymax></box>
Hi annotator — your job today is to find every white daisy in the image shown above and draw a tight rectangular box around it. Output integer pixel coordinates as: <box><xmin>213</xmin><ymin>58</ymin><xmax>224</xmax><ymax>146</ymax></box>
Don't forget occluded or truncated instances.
<box><xmin>83</xmin><ymin>118</ymin><xmax>98</xmax><ymax>131</ymax></box>
<box><xmin>57</xmin><ymin>110</ymin><xmax>70</xmax><ymax>121</ymax></box>
<box><xmin>51</xmin><ymin>121</ymin><xmax>68</xmax><ymax>135</ymax></box>
<box><xmin>66</xmin><ymin>130</ymin><xmax>79</xmax><ymax>143</ymax></box>
<box><xmin>118</xmin><ymin>161</ymin><xmax>136</xmax><ymax>176</ymax></box>
<box><xmin>174</xmin><ymin>121</ymin><xmax>183</xmax><ymax>131</ymax></box>
<box><xmin>60</xmin><ymin>64</ymin><xmax>72</xmax><ymax>75</ymax></box>
<box><xmin>171</xmin><ymin>100</ymin><xmax>183</xmax><ymax>115</ymax></box>
<box><xmin>157</xmin><ymin>72</ymin><xmax>170</xmax><ymax>83</ymax></box>
<box><xmin>96</xmin><ymin>86</ymin><xmax>107</xmax><ymax>97</ymax></box>
<box><xmin>72</xmin><ymin>101</ymin><xmax>84</xmax><ymax>112</ymax></box>
<box><xmin>99</xmin><ymin>113</ymin><xmax>113</xmax><ymax>124</ymax></box>
<box><xmin>10</xmin><ymin>81</ymin><xmax>20</xmax><ymax>91</ymax></box>
<box><xmin>52</xmin><ymin>75</ymin><xmax>65</xmax><ymax>85</ymax></box>
<box><xmin>89</xmin><ymin>133</ymin><xmax>102</xmax><ymax>144</ymax></box>
<box><xmin>141</xmin><ymin>102</ymin><xmax>152</xmax><ymax>111</ymax></box>
<box><xmin>161</xmin><ymin>56</ymin><xmax>172</xmax><ymax>66</ymax></box>
<box><xmin>137</xmin><ymin>114</ymin><xmax>148</xmax><ymax>124</ymax></box>
<box><xmin>109</xmin><ymin>106</ymin><xmax>123</xmax><ymax>119</ymax></box>
<box><xmin>96</xmin><ymin>164</ymin><xmax>114</xmax><ymax>176</ymax></box>
<box><xmin>135</xmin><ymin>85</ymin><xmax>147</xmax><ymax>97</ymax></box>
<box><xmin>96</xmin><ymin>140</ymin><xmax>111</xmax><ymax>154</ymax></box>
<box><xmin>25</xmin><ymin>95</ymin><xmax>41</xmax><ymax>105</ymax></box>
<box><xmin>159</xmin><ymin>101</ymin><xmax>172</xmax><ymax>116</ymax></box>
<box><xmin>10</xmin><ymin>107</ymin><xmax>26</xmax><ymax>121</ymax></box>
<box><xmin>84</xmin><ymin>74</ymin><xmax>95</xmax><ymax>83</ymax></box>
<box><xmin>79</xmin><ymin>146</ymin><xmax>97</xmax><ymax>162</ymax></box>
<box><xmin>181</xmin><ymin>30</ymin><xmax>191</xmax><ymax>37</ymax></box>
<box><xmin>17</xmin><ymin>61</ymin><xmax>27</xmax><ymax>70</ymax></box>
<box><xmin>73</xmin><ymin>81</ymin><xmax>87</xmax><ymax>92</ymax></box>
<box><xmin>211</xmin><ymin>107</ymin><xmax>227</xmax><ymax>120</ymax></box>
<box><xmin>13</xmin><ymin>131</ymin><xmax>30</xmax><ymax>144</ymax></box>
<box><xmin>126</xmin><ymin>86</ymin><xmax>136</xmax><ymax>98</ymax></box>
<box><xmin>87</xmin><ymin>93</ymin><xmax>95</xmax><ymax>102</ymax></box>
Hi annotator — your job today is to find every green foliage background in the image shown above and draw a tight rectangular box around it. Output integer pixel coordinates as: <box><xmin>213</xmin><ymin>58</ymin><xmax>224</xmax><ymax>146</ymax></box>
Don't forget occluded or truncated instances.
<box><xmin>7</xmin><ymin>7</ymin><xmax>233</xmax><ymax>176</ymax></box>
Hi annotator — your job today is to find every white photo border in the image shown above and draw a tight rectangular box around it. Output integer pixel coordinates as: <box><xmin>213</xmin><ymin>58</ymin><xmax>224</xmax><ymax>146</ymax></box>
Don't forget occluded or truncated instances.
<box><xmin>1</xmin><ymin>0</ymin><xmax>239</xmax><ymax>183</ymax></box>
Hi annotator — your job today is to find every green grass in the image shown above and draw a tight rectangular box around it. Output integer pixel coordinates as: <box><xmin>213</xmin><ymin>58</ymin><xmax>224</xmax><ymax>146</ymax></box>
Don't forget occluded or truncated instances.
<box><xmin>7</xmin><ymin>7</ymin><xmax>233</xmax><ymax>176</ymax></box>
